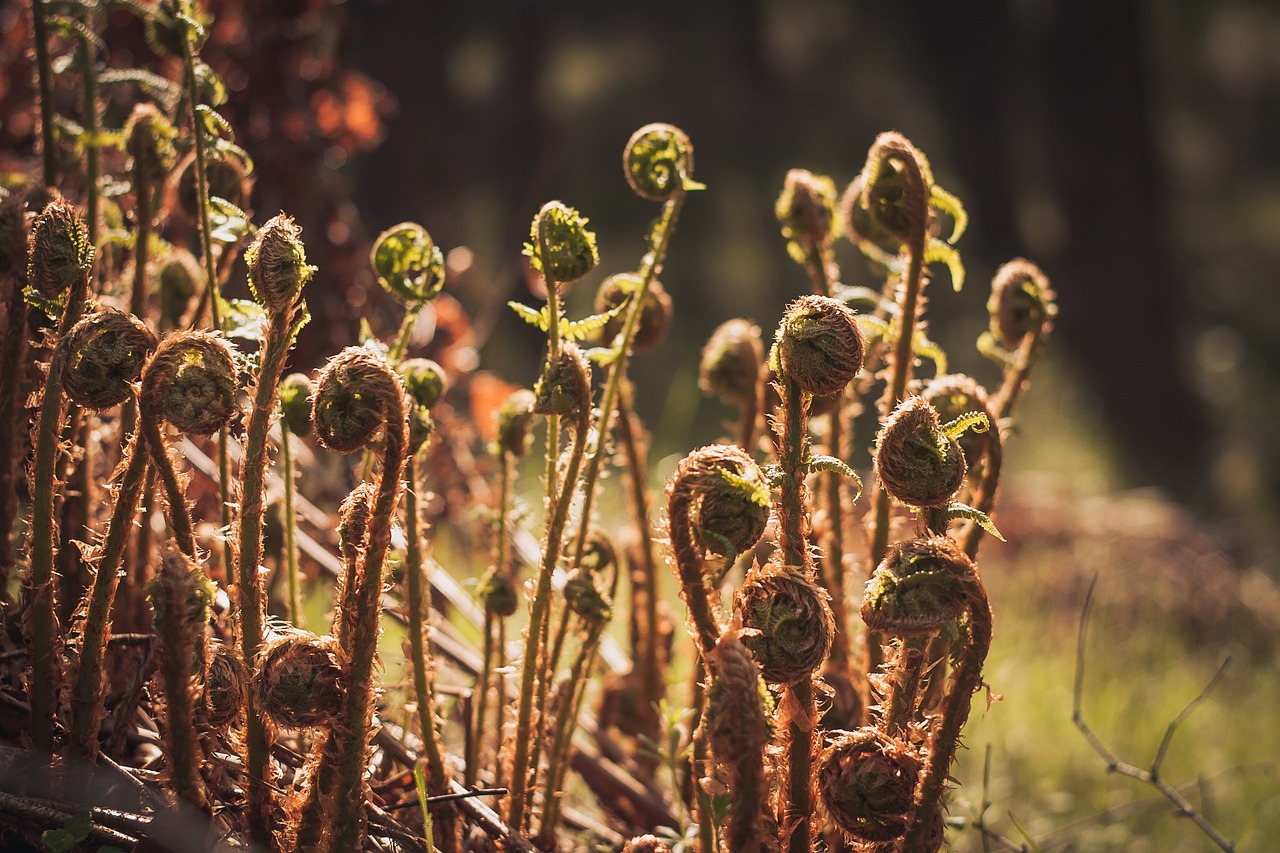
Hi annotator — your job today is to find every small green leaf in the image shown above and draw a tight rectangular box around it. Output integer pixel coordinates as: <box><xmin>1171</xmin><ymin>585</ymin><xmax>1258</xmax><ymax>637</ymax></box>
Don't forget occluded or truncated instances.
<box><xmin>856</xmin><ymin>238</ymin><xmax>901</xmax><ymax>270</ymax></box>
<box><xmin>414</xmin><ymin>762</ymin><xmax>434</xmax><ymax>850</ymax></box>
<box><xmin>856</xmin><ymin>314</ymin><xmax>889</xmax><ymax>343</ymax></box>
<box><xmin>976</xmin><ymin>331</ymin><xmax>1015</xmax><ymax>367</ymax></box>
<box><xmin>924</xmin><ymin>238</ymin><xmax>965</xmax><ymax>292</ymax></box>
<box><xmin>831</xmin><ymin>284</ymin><xmax>884</xmax><ymax>312</ymax></box>
<box><xmin>913</xmin><ymin>331</ymin><xmax>948</xmax><ymax>376</ymax></box>
<box><xmin>42</xmin><ymin>812</ymin><xmax>92</xmax><ymax>852</ymax></box>
<box><xmin>929</xmin><ymin>184</ymin><xmax>968</xmax><ymax>244</ymax></box>
<box><xmin>584</xmin><ymin>345</ymin><xmax>623</xmax><ymax>366</ymax></box>
<box><xmin>946</xmin><ymin>501</ymin><xmax>1004</xmax><ymax>542</ymax></box>
<box><xmin>207</xmin><ymin>195</ymin><xmax>253</xmax><ymax>244</ymax></box>
<box><xmin>98</xmin><ymin>67</ymin><xmax>182</xmax><ymax>110</ymax></box>
<box><xmin>194</xmin><ymin>104</ymin><xmax>234</xmax><ymax>143</ymax></box>
<box><xmin>219</xmin><ymin>296</ymin><xmax>267</xmax><ymax>342</ymax></box>
<box><xmin>719</xmin><ymin>467</ymin><xmax>771</xmax><ymax>509</ymax></box>
<box><xmin>808</xmin><ymin>455</ymin><xmax>863</xmax><ymax>502</ymax></box>
<box><xmin>508</xmin><ymin>301</ymin><xmax>550</xmax><ymax>332</ymax></box>
<box><xmin>561</xmin><ymin>302</ymin><xmax>626</xmax><ymax>342</ymax></box>
<box><xmin>940</xmin><ymin>411</ymin><xmax>990</xmax><ymax>441</ymax></box>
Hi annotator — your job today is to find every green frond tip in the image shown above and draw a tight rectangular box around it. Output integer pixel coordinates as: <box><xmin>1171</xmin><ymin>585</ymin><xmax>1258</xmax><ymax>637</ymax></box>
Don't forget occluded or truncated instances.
<box><xmin>584</xmin><ymin>345</ymin><xmax>623</xmax><ymax>366</ymax></box>
<box><xmin>946</xmin><ymin>501</ymin><xmax>1005</xmax><ymax>542</ymax></box>
<box><xmin>929</xmin><ymin>184</ymin><xmax>968</xmax><ymax>244</ymax></box>
<box><xmin>809</xmin><ymin>454</ymin><xmax>863</xmax><ymax>501</ymax></box>
<box><xmin>925</xmin><ymin>238</ymin><xmax>965</xmax><ymax>292</ymax></box>
<box><xmin>218</xmin><ymin>297</ymin><xmax>267</xmax><ymax>343</ymax></box>
<box><xmin>832</xmin><ymin>284</ymin><xmax>883</xmax><ymax>312</ymax></box>
<box><xmin>719</xmin><ymin>467</ymin><xmax>772</xmax><ymax>510</ymax></box>
<box><xmin>525</xmin><ymin>201</ymin><xmax>598</xmax><ymax>284</ymax></box>
<box><xmin>562</xmin><ymin>301</ymin><xmax>627</xmax><ymax>342</ymax></box>
<box><xmin>414</xmin><ymin>763</ymin><xmax>435</xmax><ymax>848</ymax></box>
<box><xmin>207</xmin><ymin>196</ymin><xmax>252</xmax><ymax>244</ymax></box>
<box><xmin>941</xmin><ymin>411</ymin><xmax>990</xmax><ymax>441</ymax></box>
<box><xmin>509</xmin><ymin>300</ymin><xmax>550</xmax><ymax>332</ymax></box>
<box><xmin>856</xmin><ymin>314</ymin><xmax>889</xmax><ymax>343</ymax></box>
<box><xmin>371</xmin><ymin>222</ymin><xmax>445</xmax><ymax>305</ymax></box>
<box><xmin>913</xmin><ymin>331</ymin><xmax>948</xmax><ymax>376</ymax></box>
<box><xmin>976</xmin><ymin>331</ymin><xmax>1016</xmax><ymax>367</ymax></box>
<box><xmin>508</xmin><ymin>301</ymin><xmax>627</xmax><ymax>342</ymax></box>
<box><xmin>856</xmin><ymin>238</ymin><xmax>902</xmax><ymax>271</ymax></box>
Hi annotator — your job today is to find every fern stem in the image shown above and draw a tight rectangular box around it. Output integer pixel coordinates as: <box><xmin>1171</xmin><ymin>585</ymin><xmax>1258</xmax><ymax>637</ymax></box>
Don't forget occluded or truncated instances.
<box><xmin>617</xmin><ymin>386</ymin><xmax>663</xmax><ymax>767</ymax></box>
<box><xmin>68</xmin><ymin>416</ymin><xmax>149</xmax><ymax>762</ymax></box>
<box><xmin>30</xmin><ymin>0</ymin><xmax>57</xmax><ymax>187</ymax></box>
<box><xmin>27</xmin><ymin>267</ymin><xmax>89</xmax><ymax>753</ymax></box>
<box><xmin>404</xmin><ymin>452</ymin><xmax>458</xmax><ymax>852</ymax></box>
<box><xmin>281</xmin><ymin>423</ymin><xmax>302</xmax><ymax>627</ymax></box>
<box><xmin>178</xmin><ymin>11</ymin><xmax>232</xmax><ymax>576</ymax></box>
<box><xmin>536</xmin><ymin>618</ymin><xmax>605</xmax><ymax>845</ymax></box>
<box><xmin>468</xmin><ymin>449</ymin><xmax>510</xmax><ymax>786</ymax></box>
<box><xmin>507</xmin><ymin>401</ymin><xmax>590</xmax><ymax>831</ymax></box>
<box><xmin>236</xmin><ymin>309</ymin><xmax>296</xmax><ymax>835</ymax></box>
<box><xmin>564</xmin><ymin>189</ymin><xmax>685</xmax><ymax>580</ymax></box>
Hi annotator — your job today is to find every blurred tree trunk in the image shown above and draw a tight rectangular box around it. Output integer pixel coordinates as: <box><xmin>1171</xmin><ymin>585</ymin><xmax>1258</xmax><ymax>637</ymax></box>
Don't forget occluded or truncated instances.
<box><xmin>1040</xmin><ymin>0</ymin><xmax>1207</xmax><ymax>495</ymax></box>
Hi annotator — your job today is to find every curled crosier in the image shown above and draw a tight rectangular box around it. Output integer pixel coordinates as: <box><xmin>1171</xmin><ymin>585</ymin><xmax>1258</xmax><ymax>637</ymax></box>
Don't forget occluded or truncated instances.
<box><xmin>595</xmin><ymin>273</ymin><xmax>673</xmax><ymax>353</ymax></box>
<box><xmin>987</xmin><ymin>258</ymin><xmax>1056</xmax><ymax>351</ymax></box>
<box><xmin>527</xmin><ymin>201</ymin><xmax>598</xmax><ymax>286</ymax></box>
<box><xmin>58</xmin><ymin>310</ymin><xmax>156</xmax><ymax>410</ymax></box>
<box><xmin>817</xmin><ymin>727</ymin><xmax>921</xmax><ymax>843</ymax></box>
<box><xmin>624</xmin><ymin>123</ymin><xmax>697</xmax><ymax>201</ymax></box>
<box><xmin>699</xmin><ymin>318</ymin><xmax>764</xmax><ymax>407</ymax></box>
<box><xmin>861</xmin><ymin>534</ymin><xmax>972</xmax><ymax>636</ymax></box>
<box><xmin>311</xmin><ymin>346</ymin><xmax>408</xmax><ymax>454</ymax></box>
<box><xmin>841</xmin><ymin>132</ymin><xmax>931</xmax><ymax>248</ymax></box>
<box><xmin>533</xmin><ymin>342</ymin><xmax>592</xmax><ymax>423</ymax></box>
<box><xmin>27</xmin><ymin>194</ymin><xmax>93</xmax><ymax>301</ymax></box>
<box><xmin>125</xmin><ymin>102</ymin><xmax>177</xmax><ymax>187</ymax></box>
<box><xmin>774</xmin><ymin>294</ymin><xmax>866</xmax><ymax>397</ymax></box>
<box><xmin>278</xmin><ymin>372</ymin><xmax>314</xmax><ymax>437</ymax></box>
<box><xmin>200</xmin><ymin>640</ymin><xmax>248</xmax><ymax>731</ymax></box>
<box><xmin>254</xmin><ymin>631</ymin><xmax>345</xmax><ymax>730</ymax></box>
<box><xmin>735</xmin><ymin>560</ymin><xmax>834</xmax><ymax>685</ymax></box>
<box><xmin>370</xmin><ymin>222</ymin><xmax>446</xmax><ymax>305</ymax></box>
<box><xmin>777</xmin><ymin>168</ymin><xmax>840</xmax><ymax>251</ymax></box>
<box><xmin>666</xmin><ymin>444</ymin><xmax>770</xmax><ymax>656</ymax></box>
<box><xmin>874</xmin><ymin>396</ymin><xmax>965</xmax><ymax>509</ymax></box>
<box><xmin>921</xmin><ymin>373</ymin><xmax>1000</xmax><ymax>482</ymax></box>
<box><xmin>245</xmin><ymin>213</ymin><xmax>314</xmax><ymax>314</ymax></box>
<box><xmin>140</xmin><ymin>330</ymin><xmax>238</xmax><ymax>437</ymax></box>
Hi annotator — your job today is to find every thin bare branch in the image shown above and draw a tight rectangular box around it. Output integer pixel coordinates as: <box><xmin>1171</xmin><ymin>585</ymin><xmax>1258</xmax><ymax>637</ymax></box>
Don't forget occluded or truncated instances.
<box><xmin>1071</xmin><ymin>576</ymin><xmax>1237</xmax><ymax>852</ymax></box>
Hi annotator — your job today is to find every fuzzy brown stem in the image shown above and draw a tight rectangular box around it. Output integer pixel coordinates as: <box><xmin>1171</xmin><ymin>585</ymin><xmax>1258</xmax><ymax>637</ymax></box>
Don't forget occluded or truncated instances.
<box><xmin>178</xmin><ymin>13</ymin><xmax>232</xmax><ymax>577</ymax></box>
<box><xmin>508</xmin><ymin>400</ymin><xmax>589</xmax><ymax>831</ymax></box>
<box><xmin>0</xmin><ymin>269</ymin><xmax>29</xmax><ymax>596</ymax></box>
<box><xmin>237</xmin><ymin>310</ymin><xmax>299</xmax><ymax>836</ymax></box>
<box><xmin>776</xmin><ymin>376</ymin><xmax>817</xmax><ymax>853</ymax></box>
<box><xmin>139</xmin><ymin>416</ymin><xmax>196</xmax><ymax>559</ymax></box>
<box><xmin>468</xmin><ymin>451</ymin><xmax>510</xmax><ymax>786</ymax></box>
<box><xmin>404</xmin><ymin>453</ymin><xmax>458</xmax><ymax>852</ymax></box>
<box><xmin>536</xmin><ymin>618</ymin><xmax>605</xmax><ymax>846</ymax></box>
<box><xmin>898</xmin><ymin>575</ymin><xmax>992</xmax><ymax>852</ymax></box>
<box><xmin>27</xmin><ymin>265</ymin><xmax>89</xmax><ymax>753</ymax></box>
<box><xmin>618</xmin><ymin>387</ymin><xmax>663</xmax><ymax>767</ymax></box>
<box><xmin>68</xmin><ymin>416</ymin><xmax>149</xmax><ymax>762</ymax></box>
<box><xmin>281</xmin><ymin>423</ymin><xmax>303</xmax><ymax>628</ymax></box>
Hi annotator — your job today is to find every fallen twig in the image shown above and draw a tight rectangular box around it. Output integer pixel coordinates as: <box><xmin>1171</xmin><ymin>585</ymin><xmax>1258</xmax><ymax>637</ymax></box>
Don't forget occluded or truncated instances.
<box><xmin>1073</xmin><ymin>576</ymin><xmax>1236</xmax><ymax>852</ymax></box>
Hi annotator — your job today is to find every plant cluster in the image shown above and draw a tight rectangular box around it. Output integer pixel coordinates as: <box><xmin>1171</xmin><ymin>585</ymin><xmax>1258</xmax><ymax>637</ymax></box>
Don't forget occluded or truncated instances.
<box><xmin>0</xmin><ymin>2</ymin><xmax>1059</xmax><ymax>852</ymax></box>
